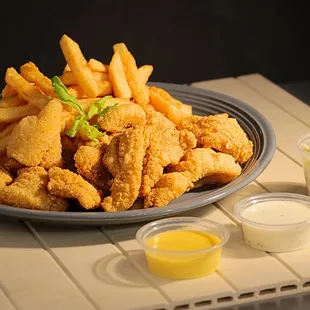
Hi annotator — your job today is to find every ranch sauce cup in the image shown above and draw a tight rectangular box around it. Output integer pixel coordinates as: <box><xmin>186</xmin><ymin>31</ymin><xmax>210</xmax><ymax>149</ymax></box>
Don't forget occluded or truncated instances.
<box><xmin>234</xmin><ymin>193</ymin><xmax>310</xmax><ymax>252</ymax></box>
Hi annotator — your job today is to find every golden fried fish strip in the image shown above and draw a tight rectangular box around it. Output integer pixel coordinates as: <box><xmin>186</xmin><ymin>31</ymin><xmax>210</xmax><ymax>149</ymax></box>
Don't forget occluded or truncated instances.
<box><xmin>102</xmin><ymin>126</ymin><xmax>149</xmax><ymax>212</ymax></box>
<box><xmin>98</xmin><ymin>103</ymin><xmax>146</xmax><ymax>133</ymax></box>
<box><xmin>140</xmin><ymin>110</ymin><xmax>186</xmax><ymax>197</ymax></box>
<box><xmin>0</xmin><ymin>167</ymin><xmax>68</xmax><ymax>211</ymax></box>
<box><xmin>102</xmin><ymin>135</ymin><xmax>120</xmax><ymax>178</ymax></box>
<box><xmin>40</xmin><ymin>135</ymin><xmax>63</xmax><ymax>169</ymax></box>
<box><xmin>74</xmin><ymin>144</ymin><xmax>110</xmax><ymax>190</ymax></box>
<box><xmin>0</xmin><ymin>168</ymin><xmax>13</xmax><ymax>189</ymax></box>
<box><xmin>7</xmin><ymin>100</ymin><xmax>63</xmax><ymax>166</ymax></box>
<box><xmin>170</xmin><ymin>148</ymin><xmax>242</xmax><ymax>183</ymax></box>
<box><xmin>144</xmin><ymin>172</ymin><xmax>193</xmax><ymax>208</ymax></box>
<box><xmin>145</xmin><ymin>148</ymin><xmax>242</xmax><ymax>208</ymax></box>
<box><xmin>48</xmin><ymin>167</ymin><xmax>101</xmax><ymax>209</ymax></box>
<box><xmin>178</xmin><ymin>114</ymin><xmax>253</xmax><ymax>163</ymax></box>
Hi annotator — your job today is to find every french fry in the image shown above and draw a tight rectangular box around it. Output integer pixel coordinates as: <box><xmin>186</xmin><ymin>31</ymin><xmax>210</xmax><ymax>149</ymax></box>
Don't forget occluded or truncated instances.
<box><xmin>114</xmin><ymin>43</ymin><xmax>150</xmax><ymax>105</ymax></box>
<box><xmin>20</xmin><ymin>62</ymin><xmax>56</xmax><ymax>97</ymax></box>
<box><xmin>149</xmin><ymin>87</ymin><xmax>185</xmax><ymax>124</ymax></box>
<box><xmin>2</xmin><ymin>84</ymin><xmax>17</xmax><ymax>97</ymax></box>
<box><xmin>108</xmin><ymin>51</ymin><xmax>132</xmax><ymax>99</ymax></box>
<box><xmin>0</xmin><ymin>96</ymin><xmax>26</xmax><ymax>108</ymax></box>
<box><xmin>97</xmin><ymin>81</ymin><xmax>113</xmax><ymax>97</ymax></box>
<box><xmin>60</xmin><ymin>71</ymin><xmax>108</xmax><ymax>87</ymax></box>
<box><xmin>60</xmin><ymin>34</ymin><xmax>99</xmax><ymax>97</ymax></box>
<box><xmin>5</xmin><ymin>67</ymin><xmax>49</xmax><ymax>110</ymax></box>
<box><xmin>63</xmin><ymin>64</ymin><xmax>71</xmax><ymax>73</ymax></box>
<box><xmin>88</xmin><ymin>58</ymin><xmax>108</xmax><ymax>72</ymax></box>
<box><xmin>0</xmin><ymin>104</ymin><xmax>40</xmax><ymax>123</ymax></box>
<box><xmin>0</xmin><ymin>123</ymin><xmax>17</xmax><ymax>155</ymax></box>
<box><xmin>113</xmin><ymin>42</ymin><xmax>129</xmax><ymax>54</ymax></box>
<box><xmin>67</xmin><ymin>86</ymin><xmax>88</xmax><ymax>99</ymax></box>
<box><xmin>138</xmin><ymin>65</ymin><xmax>153</xmax><ymax>84</ymax></box>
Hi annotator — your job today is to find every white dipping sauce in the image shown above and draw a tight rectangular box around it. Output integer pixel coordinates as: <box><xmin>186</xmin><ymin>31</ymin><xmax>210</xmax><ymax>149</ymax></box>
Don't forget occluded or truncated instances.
<box><xmin>241</xmin><ymin>200</ymin><xmax>310</xmax><ymax>252</ymax></box>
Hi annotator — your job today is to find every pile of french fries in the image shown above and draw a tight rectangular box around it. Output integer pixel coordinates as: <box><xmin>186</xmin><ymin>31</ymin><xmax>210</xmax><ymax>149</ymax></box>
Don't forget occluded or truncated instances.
<box><xmin>0</xmin><ymin>34</ymin><xmax>192</xmax><ymax>156</ymax></box>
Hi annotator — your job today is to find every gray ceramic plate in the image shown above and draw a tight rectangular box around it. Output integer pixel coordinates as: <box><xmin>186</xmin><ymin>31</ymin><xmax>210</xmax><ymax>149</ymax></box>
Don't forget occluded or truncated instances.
<box><xmin>0</xmin><ymin>83</ymin><xmax>276</xmax><ymax>225</ymax></box>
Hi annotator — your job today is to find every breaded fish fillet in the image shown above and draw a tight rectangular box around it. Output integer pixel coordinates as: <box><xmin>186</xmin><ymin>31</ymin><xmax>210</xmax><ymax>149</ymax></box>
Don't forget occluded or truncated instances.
<box><xmin>145</xmin><ymin>148</ymin><xmax>242</xmax><ymax>207</ymax></box>
<box><xmin>140</xmin><ymin>110</ymin><xmax>196</xmax><ymax>197</ymax></box>
<box><xmin>48</xmin><ymin>167</ymin><xmax>101</xmax><ymax>209</ymax></box>
<box><xmin>7</xmin><ymin>100</ymin><xmax>63</xmax><ymax>166</ymax></box>
<box><xmin>102</xmin><ymin>126</ymin><xmax>150</xmax><ymax>212</ymax></box>
<box><xmin>178</xmin><ymin>113</ymin><xmax>253</xmax><ymax>163</ymax></box>
<box><xmin>98</xmin><ymin>103</ymin><xmax>146</xmax><ymax>132</ymax></box>
<box><xmin>0</xmin><ymin>167</ymin><xmax>68</xmax><ymax>211</ymax></box>
<box><xmin>144</xmin><ymin>172</ymin><xmax>193</xmax><ymax>208</ymax></box>
<box><xmin>0</xmin><ymin>168</ymin><xmax>13</xmax><ymax>189</ymax></box>
<box><xmin>74</xmin><ymin>143</ymin><xmax>110</xmax><ymax>191</ymax></box>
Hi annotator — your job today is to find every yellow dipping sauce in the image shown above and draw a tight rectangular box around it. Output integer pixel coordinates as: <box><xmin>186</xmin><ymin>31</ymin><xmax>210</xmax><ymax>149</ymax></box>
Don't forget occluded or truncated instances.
<box><xmin>144</xmin><ymin>230</ymin><xmax>222</xmax><ymax>280</ymax></box>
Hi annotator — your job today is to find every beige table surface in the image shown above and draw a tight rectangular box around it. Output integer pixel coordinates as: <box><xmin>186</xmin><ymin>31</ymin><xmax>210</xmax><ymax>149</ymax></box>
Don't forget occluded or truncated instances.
<box><xmin>1</xmin><ymin>74</ymin><xmax>310</xmax><ymax>310</ymax></box>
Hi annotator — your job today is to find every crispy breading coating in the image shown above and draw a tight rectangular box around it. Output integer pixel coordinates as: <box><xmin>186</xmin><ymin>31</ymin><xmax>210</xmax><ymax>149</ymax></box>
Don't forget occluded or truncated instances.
<box><xmin>102</xmin><ymin>126</ymin><xmax>149</xmax><ymax>212</ymax></box>
<box><xmin>48</xmin><ymin>167</ymin><xmax>101</xmax><ymax>209</ymax></box>
<box><xmin>178</xmin><ymin>113</ymin><xmax>253</xmax><ymax>163</ymax></box>
<box><xmin>7</xmin><ymin>100</ymin><xmax>63</xmax><ymax>166</ymax></box>
<box><xmin>0</xmin><ymin>167</ymin><xmax>68</xmax><ymax>211</ymax></box>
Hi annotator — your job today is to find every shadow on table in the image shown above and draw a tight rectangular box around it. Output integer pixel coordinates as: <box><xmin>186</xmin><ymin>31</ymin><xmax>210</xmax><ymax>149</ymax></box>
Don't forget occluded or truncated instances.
<box><xmin>0</xmin><ymin>205</ymin><xmax>217</xmax><ymax>249</ymax></box>
<box><xmin>258</xmin><ymin>182</ymin><xmax>307</xmax><ymax>195</ymax></box>
<box><xmin>93</xmin><ymin>251</ymin><xmax>151</xmax><ymax>288</ymax></box>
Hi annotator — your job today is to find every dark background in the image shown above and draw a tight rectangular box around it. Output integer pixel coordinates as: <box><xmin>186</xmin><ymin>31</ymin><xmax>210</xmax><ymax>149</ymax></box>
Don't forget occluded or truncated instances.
<box><xmin>1</xmin><ymin>1</ymin><xmax>310</xmax><ymax>90</ymax></box>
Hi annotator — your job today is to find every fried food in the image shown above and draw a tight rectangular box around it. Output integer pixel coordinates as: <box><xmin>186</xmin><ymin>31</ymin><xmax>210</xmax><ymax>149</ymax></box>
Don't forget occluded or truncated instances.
<box><xmin>5</xmin><ymin>67</ymin><xmax>49</xmax><ymax>110</ymax></box>
<box><xmin>60</xmin><ymin>71</ymin><xmax>108</xmax><ymax>87</ymax></box>
<box><xmin>0</xmin><ymin>156</ymin><xmax>24</xmax><ymax>175</ymax></box>
<box><xmin>144</xmin><ymin>172</ymin><xmax>193</xmax><ymax>208</ymax></box>
<box><xmin>113</xmin><ymin>43</ymin><xmax>150</xmax><ymax>105</ymax></box>
<box><xmin>138</xmin><ymin>65</ymin><xmax>153</xmax><ymax>84</ymax></box>
<box><xmin>178</xmin><ymin>113</ymin><xmax>253</xmax><ymax>163</ymax></box>
<box><xmin>0</xmin><ymin>123</ymin><xmax>17</xmax><ymax>156</ymax></box>
<box><xmin>60</xmin><ymin>34</ymin><xmax>99</xmax><ymax>98</ymax></box>
<box><xmin>48</xmin><ymin>167</ymin><xmax>101</xmax><ymax>209</ymax></box>
<box><xmin>74</xmin><ymin>143</ymin><xmax>110</xmax><ymax>191</ymax></box>
<box><xmin>2</xmin><ymin>84</ymin><xmax>17</xmax><ymax>97</ymax></box>
<box><xmin>98</xmin><ymin>103</ymin><xmax>146</xmax><ymax>132</ymax></box>
<box><xmin>0</xmin><ymin>168</ymin><xmax>13</xmax><ymax>189</ymax></box>
<box><xmin>0</xmin><ymin>104</ymin><xmax>40</xmax><ymax>123</ymax></box>
<box><xmin>149</xmin><ymin>86</ymin><xmax>189</xmax><ymax>125</ymax></box>
<box><xmin>169</xmin><ymin>148</ymin><xmax>242</xmax><ymax>183</ymax></box>
<box><xmin>0</xmin><ymin>96</ymin><xmax>26</xmax><ymax>108</ymax></box>
<box><xmin>61</xmin><ymin>135</ymin><xmax>78</xmax><ymax>172</ymax></box>
<box><xmin>139</xmin><ymin>110</ymin><xmax>193</xmax><ymax>197</ymax></box>
<box><xmin>7</xmin><ymin>100</ymin><xmax>63</xmax><ymax>166</ymax></box>
<box><xmin>40</xmin><ymin>135</ymin><xmax>63</xmax><ymax>169</ymax></box>
<box><xmin>88</xmin><ymin>58</ymin><xmax>108</xmax><ymax>73</ymax></box>
<box><xmin>0</xmin><ymin>167</ymin><xmax>68</xmax><ymax>211</ymax></box>
<box><xmin>20</xmin><ymin>62</ymin><xmax>56</xmax><ymax>97</ymax></box>
<box><xmin>102</xmin><ymin>126</ymin><xmax>150</xmax><ymax>212</ymax></box>
<box><xmin>145</xmin><ymin>148</ymin><xmax>242</xmax><ymax>207</ymax></box>
<box><xmin>0</xmin><ymin>34</ymin><xmax>254</xmax><ymax>212</ymax></box>
<box><xmin>109</xmin><ymin>51</ymin><xmax>132</xmax><ymax>99</ymax></box>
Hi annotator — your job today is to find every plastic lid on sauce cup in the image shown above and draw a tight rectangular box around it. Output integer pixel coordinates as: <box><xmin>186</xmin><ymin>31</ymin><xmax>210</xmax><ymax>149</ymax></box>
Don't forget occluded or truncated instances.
<box><xmin>136</xmin><ymin>217</ymin><xmax>230</xmax><ymax>280</ymax></box>
<box><xmin>234</xmin><ymin>192</ymin><xmax>310</xmax><ymax>252</ymax></box>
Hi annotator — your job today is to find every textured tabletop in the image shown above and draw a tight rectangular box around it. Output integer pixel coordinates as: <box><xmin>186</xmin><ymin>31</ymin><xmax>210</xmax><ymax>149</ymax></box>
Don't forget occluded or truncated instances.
<box><xmin>1</xmin><ymin>74</ymin><xmax>310</xmax><ymax>310</ymax></box>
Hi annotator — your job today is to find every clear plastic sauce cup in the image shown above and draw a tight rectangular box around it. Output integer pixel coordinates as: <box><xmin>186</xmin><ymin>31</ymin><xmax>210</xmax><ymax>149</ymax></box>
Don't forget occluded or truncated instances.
<box><xmin>136</xmin><ymin>217</ymin><xmax>230</xmax><ymax>280</ymax></box>
<box><xmin>234</xmin><ymin>193</ymin><xmax>310</xmax><ymax>253</ymax></box>
<box><xmin>297</xmin><ymin>134</ymin><xmax>310</xmax><ymax>196</ymax></box>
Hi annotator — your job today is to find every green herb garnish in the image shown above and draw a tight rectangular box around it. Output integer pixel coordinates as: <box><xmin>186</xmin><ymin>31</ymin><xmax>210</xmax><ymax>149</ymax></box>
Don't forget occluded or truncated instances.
<box><xmin>52</xmin><ymin>76</ymin><xmax>118</xmax><ymax>142</ymax></box>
